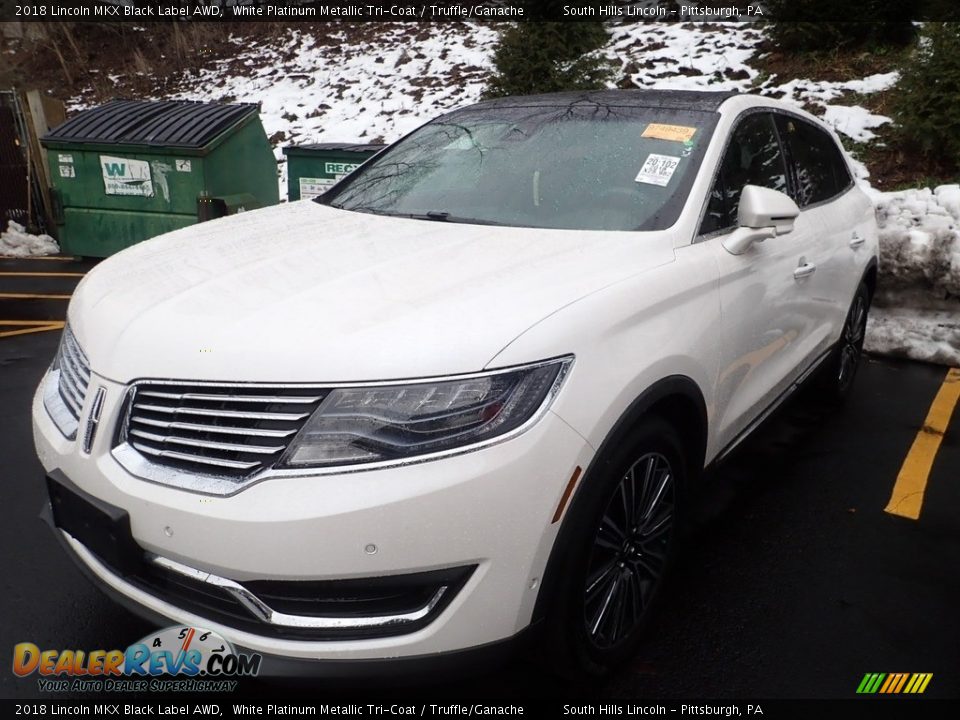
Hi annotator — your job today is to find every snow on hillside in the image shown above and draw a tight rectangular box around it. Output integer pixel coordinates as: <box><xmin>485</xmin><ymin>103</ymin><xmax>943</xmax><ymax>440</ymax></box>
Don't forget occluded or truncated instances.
<box><xmin>65</xmin><ymin>22</ymin><xmax>955</xmax><ymax>366</ymax></box>
<box><xmin>165</xmin><ymin>24</ymin><xmax>498</xmax><ymax>197</ymax></box>
<box><xmin>75</xmin><ymin>23</ymin><xmax>895</xmax><ymax>199</ymax></box>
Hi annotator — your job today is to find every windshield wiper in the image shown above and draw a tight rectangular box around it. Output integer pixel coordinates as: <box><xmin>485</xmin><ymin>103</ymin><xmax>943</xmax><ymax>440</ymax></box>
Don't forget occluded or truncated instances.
<box><xmin>331</xmin><ymin>205</ymin><xmax>511</xmax><ymax>227</ymax></box>
<box><xmin>400</xmin><ymin>211</ymin><xmax>510</xmax><ymax>227</ymax></box>
<box><xmin>343</xmin><ymin>207</ymin><xmax>508</xmax><ymax>226</ymax></box>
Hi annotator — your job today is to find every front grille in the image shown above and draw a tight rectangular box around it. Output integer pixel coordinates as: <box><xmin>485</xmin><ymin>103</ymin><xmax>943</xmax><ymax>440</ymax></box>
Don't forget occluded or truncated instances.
<box><xmin>120</xmin><ymin>382</ymin><xmax>326</xmax><ymax>478</ymax></box>
<box><xmin>57</xmin><ymin>326</ymin><xmax>91</xmax><ymax>422</ymax></box>
<box><xmin>43</xmin><ymin>325</ymin><xmax>92</xmax><ymax>439</ymax></box>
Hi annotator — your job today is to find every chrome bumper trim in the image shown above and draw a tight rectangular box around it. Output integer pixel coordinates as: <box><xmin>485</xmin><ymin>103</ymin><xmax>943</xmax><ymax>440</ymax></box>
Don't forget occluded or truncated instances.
<box><xmin>149</xmin><ymin>554</ymin><xmax>448</xmax><ymax>630</ymax></box>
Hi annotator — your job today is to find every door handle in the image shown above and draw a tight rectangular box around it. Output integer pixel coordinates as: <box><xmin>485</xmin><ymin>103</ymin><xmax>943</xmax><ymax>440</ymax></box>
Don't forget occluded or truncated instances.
<box><xmin>793</xmin><ymin>262</ymin><xmax>817</xmax><ymax>280</ymax></box>
<box><xmin>849</xmin><ymin>233</ymin><xmax>865</xmax><ymax>248</ymax></box>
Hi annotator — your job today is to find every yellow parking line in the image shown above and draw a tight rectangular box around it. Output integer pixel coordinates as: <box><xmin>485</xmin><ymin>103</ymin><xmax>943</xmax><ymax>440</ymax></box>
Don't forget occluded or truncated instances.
<box><xmin>885</xmin><ymin>367</ymin><xmax>960</xmax><ymax>520</ymax></box>
<box><xmin>0</xmin><ymin>255</ymin><xmax>75</xmax><ymax>261</ymax></box>
<box><xmin>0</xmin><ymin>292</ymin><xmax>71</xmax><ymax>300</ymax></box>
<box><xmin>0</xmin><ymin>322</ymin><xmax>64</xmax><ymax>339</ymax></box>
<box><xmin>0</xmin><ymin>320</ymin><xmax>63</xmax><ymax>325</ymax></box>
<box><xmin>0</xmin><ymin>272</ymin><xmax>85</xmax><ymax>277</ymax></box>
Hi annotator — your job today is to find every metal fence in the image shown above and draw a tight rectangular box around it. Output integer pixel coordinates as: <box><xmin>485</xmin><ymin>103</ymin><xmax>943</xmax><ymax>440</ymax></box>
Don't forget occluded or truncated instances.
<box><xmin>0</xmin><ymin>90</ymin><xmax>46</xmax><ymax>233</ymax></box>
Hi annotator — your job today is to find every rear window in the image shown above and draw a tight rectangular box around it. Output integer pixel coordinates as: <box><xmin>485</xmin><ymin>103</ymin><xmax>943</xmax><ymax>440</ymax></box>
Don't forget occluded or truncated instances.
<box><xmin>322</xmin><ymin>103</ymin><xmax>720</xmax><ymax>232</ymax></box>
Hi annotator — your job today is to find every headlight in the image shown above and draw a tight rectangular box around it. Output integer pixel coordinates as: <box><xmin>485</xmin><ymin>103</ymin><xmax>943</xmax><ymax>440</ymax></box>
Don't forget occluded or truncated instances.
<box><xmin>278</xmin><ymin>356</ymin><xmax>572</xmax><ymax>468</ymax></box>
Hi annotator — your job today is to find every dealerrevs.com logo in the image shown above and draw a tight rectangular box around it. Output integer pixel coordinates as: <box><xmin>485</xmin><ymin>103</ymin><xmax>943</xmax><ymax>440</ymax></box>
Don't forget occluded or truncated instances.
<box><xmin>13</xmin><ymin>626</ymin><xmax>261</xmax><ymax>693</ymax></box>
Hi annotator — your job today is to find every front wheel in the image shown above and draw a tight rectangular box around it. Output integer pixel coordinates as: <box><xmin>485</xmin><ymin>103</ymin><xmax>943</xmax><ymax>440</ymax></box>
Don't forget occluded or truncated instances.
<box><xmin>542</xmin><ymin>418</ymin><xmax>686</xmax><ymax>678</ymax></box>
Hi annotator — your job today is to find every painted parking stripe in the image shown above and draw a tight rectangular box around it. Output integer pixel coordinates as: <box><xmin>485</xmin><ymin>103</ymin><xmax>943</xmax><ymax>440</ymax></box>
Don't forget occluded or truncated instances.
<box><xmin>0</xmin><ymin>255</ymin><xmax>76</xmax><ymax>261</ymax></box>
<box><xmin>0</xmin><ymin>320</ymin><xmax>66</xmax><ymax>325</ymax></box>
<box><xmin>0</xmin><ymin>292</ymin><xmax>72</xmax><ymax>300</ymax></box>
<box><xmin>0</xmin><ymin>321</ymin><xmax>64</xmax><ymax>339</ymax></box>
<box><xmin>0</xmin><ymin>272</ymin><xmax>85</xmax><ymax>278</ymax></box>
<box><xmin>885</xmin><ymin>367</ymin><xmax>960</xmax><ymax>520</ymax></box>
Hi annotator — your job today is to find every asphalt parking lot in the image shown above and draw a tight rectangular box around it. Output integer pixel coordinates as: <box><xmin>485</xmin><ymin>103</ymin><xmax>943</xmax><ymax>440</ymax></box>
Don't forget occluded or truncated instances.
<box><xmin>1</xmin><ymin>255</ymin><xmax>958</xmax><ymax>700</ymax></box>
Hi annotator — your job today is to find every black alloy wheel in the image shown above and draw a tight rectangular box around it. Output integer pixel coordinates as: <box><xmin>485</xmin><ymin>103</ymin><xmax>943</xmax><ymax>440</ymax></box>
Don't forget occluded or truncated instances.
<box><xmin>817</xmin><ymin>281</ymin><xmax>871</xmax><ymax>403</ymax></box>
<box><xmin>837</xmin><ymin>285</ymin><xmax>869</xmax><ymax>394</ymax></box>
<box><xmin>583</xmin><ymin>451</ymin><xmax>676</xmax><ymax>650</ymax></box>
<box><xmin>542</xmin><ymin>417</ymin><xmax>686</xmax><ymax>678</ymax></box>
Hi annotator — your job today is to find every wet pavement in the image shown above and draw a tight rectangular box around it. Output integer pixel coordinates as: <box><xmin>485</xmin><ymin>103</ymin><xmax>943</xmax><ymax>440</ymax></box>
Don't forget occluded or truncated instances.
<box><xmin>1</xmin><ymin>255</ymin><xmax>957</xmax><ymax>700</ymax></box>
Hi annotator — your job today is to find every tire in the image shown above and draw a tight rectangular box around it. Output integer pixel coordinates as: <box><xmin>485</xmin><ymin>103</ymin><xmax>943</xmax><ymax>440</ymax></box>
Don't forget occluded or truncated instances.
<box><xmin>816</xmin><ymin>281</ymin><xmax>871</xmax><ymax>404</ymax></box>
<box><xmin>542</xmin><ymin>417</ymin><xmax>686</xmax><ymax>679</ymax></box>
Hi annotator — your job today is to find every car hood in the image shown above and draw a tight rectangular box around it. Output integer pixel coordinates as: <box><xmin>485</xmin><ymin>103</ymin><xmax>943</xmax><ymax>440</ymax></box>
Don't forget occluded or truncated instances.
<box><xmin>70</xmin><ymin>201</ymin><xmax>675</xmax><ymax>383</ymax></box>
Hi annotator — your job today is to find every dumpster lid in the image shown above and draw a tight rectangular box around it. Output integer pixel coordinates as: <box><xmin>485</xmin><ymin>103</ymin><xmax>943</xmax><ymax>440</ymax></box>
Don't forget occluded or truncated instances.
<box><xmin>42</xmin><ymin>100</ymin><xmax>260</xmax><ymax>149</ymax></box>
<box><xmin>283</xmin><ymin>143</ymin><xmax>386</xmax><ymax>154</ymax></box>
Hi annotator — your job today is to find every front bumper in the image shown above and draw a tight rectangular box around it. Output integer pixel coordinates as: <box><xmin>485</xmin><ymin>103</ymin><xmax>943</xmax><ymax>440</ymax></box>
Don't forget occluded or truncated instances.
<box><xmin>41</xmin><ymin>494</ymin><xmax>540</xmax><ymax>680</ymax></box>
<box><xmin>32</xmin><ymin>371</ymin><xmax>594</xmax><ymax>664</ymax></box>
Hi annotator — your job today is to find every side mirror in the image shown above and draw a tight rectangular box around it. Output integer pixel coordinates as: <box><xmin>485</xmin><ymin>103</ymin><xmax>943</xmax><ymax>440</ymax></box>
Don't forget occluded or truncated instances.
<box><xmin>722</xmin><ymin>185</ymin><xmax>801</xmax><ymax>255</ymax></box>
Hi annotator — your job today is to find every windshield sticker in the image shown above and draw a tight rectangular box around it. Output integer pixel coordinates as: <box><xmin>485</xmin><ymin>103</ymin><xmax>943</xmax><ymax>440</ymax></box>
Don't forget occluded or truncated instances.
<box><xmin>642</xmin><ymin>123</ymin><xmax>698</xmax><ymax>143</ymax></box>
<box><xmin>635</xmin><ymin>154</ymin><xmax>681</xmax><ymax>187</ymax></box>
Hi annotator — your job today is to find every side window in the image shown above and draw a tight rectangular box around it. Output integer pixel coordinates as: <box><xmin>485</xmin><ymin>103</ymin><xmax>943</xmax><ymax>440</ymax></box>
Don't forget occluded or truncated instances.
<box><xmin>775</xmin><ymin>115</ymin><xmax>852</xmax><ymax>207</ymax></box>
<box><xmin>700</xmin><ymin>113</ymin><xmax>789</xmax><ymax>235</ymax></box>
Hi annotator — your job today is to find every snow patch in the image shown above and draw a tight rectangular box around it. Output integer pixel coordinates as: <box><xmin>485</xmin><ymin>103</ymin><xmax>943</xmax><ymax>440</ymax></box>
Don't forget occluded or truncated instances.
<box><xmin>608</xmin><ymin>22</ymin><xmax>765</xmax><ymax>92</ymax></box>
<box><xmin>865</xmin><ymin>308</ymin><xmax>960</xmax><ymax>367</ymax></box>
<box><xmin>0</xmin><ymin>221</ymin><xmax>60</xmax><ymax>257</ymax></box>
<box><xmin>873</xmin><ymin>185</ymin><xmax>960</xmax><ymax>298</ymax></box>
<box><xmin>865</xmin><ymin>185</ymin><xmax>960</xmax><ymax>366</ymax></box>
<box><xmin>759</xmin><ymin>72</ymin><xmax>898</xmax><ymax>142</ymax></box>
<box><xmin>770</xmin><ymin>72</ymin><xmax>899</xmax><ymax>105</ymax></box>
<box><xmin>820</xmin><ymin>104</ymin><xmax>891</xmax><ymax>143</ymax></box>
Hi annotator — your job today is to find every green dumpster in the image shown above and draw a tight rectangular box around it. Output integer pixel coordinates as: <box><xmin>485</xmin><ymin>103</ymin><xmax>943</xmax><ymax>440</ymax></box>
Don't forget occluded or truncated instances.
<box><xmin>283</xmin><ymin>143</ymin><xmax>384</xmax><ymax>201</ymax></box>
<box><xmin>41</xmin><ymin>99</ymin><xmax>279</xmax><ymax>257</ymax></box>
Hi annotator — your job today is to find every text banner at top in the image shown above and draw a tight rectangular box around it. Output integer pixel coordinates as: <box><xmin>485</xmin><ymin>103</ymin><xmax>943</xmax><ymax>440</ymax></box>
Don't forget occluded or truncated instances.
<box><xmin>3</xmin><ymin>1</ymin><xmax>960</xmax><ymax>23</ymax></box>
<box><xmin>0</xmin><ymin>0</ymin><xmax>960</xmax><ymax>23</ymax></box>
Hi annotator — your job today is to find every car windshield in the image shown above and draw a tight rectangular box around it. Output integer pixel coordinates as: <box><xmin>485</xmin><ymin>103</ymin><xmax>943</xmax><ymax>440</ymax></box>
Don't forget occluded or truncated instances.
<box><xmin>320</xmin><ymin>100</ymin><xmax>719</xmax><ymax>232</ymax></box>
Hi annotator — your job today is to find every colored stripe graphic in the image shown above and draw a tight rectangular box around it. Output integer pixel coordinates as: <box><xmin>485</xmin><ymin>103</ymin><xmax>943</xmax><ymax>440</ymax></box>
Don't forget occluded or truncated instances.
<box><xmin>856</xmin><ymin>673</ymin><xmax>885</xmax><ymax>694</ymax></box>
<box><xmin>879</xmin><ymin>674</ymin><xmax>896</xmax><ymax>693</ymax></box>
<box><xmin>858</xmin><ymin>673</ymin><xmax>932</xmax><ymax>694</ymax></box>
<box><xmin>892</xmin><ymin>673</ymin><xmax>909</xmax><ymax>693</ymax></box>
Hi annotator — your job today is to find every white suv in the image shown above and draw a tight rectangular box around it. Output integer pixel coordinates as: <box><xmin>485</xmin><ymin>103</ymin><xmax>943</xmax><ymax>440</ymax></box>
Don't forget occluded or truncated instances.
<box><xmin>33</xmin><ymin>90</ymin><xmax>878</xmax><ymax>677</ymax></box>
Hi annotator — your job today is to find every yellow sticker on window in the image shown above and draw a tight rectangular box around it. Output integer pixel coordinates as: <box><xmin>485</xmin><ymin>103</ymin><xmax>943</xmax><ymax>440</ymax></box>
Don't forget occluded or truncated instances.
<box><xmin>642</xmin><ymin>123</ymin><xmax>698</xmax><ymax>143</ymax></box>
